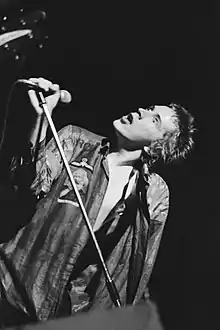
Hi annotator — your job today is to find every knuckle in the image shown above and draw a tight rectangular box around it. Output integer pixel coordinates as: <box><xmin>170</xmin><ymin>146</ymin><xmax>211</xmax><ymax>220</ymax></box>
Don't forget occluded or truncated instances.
<box><xmin>52</xmin><ymin>84</ymin><xmax>60</xmax><ymax>91</ymax></box>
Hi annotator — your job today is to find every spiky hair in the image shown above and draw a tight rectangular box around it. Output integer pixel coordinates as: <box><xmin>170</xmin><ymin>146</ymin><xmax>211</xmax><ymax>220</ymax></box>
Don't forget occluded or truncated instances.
<box><xmin>144</xmin><ymin>103</ymin><xmax>196</xmax><ymax>167</ymax></box>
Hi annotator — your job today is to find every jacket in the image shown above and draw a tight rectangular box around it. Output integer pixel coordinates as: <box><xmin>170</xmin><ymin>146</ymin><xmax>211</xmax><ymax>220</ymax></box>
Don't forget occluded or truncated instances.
<box><xmin>0</xmin><ymin>125</ymin><xmax>169</xmax><ymax>320</ymax></box>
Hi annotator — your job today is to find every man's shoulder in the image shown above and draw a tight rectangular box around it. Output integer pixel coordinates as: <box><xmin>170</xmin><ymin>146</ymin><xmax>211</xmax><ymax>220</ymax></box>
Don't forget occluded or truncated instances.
<box><xmin>147</xmin><ymin>172</ymin><xmax>169</xmax><ymax>201</ymax></box>
<box><xmin>145</xmin><ymin>173</ymin><xmax>170</xmax><ymax>221</ymax></box>
<box><xmin>59</xmin><ymin>124</ymin><xmax>107</xmax><ymax>145</ymax></box>
<box><xmin>148</xmin><ymin>173</ymin><xmax>168</xmax><ymax>191</ymax></box>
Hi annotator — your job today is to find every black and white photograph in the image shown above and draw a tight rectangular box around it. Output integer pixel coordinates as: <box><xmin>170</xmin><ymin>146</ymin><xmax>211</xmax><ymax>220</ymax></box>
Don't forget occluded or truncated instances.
<box><xmin>0</xmin><ymin>1</ymin><xmax>218</xmax><ymax>329</ymax></box>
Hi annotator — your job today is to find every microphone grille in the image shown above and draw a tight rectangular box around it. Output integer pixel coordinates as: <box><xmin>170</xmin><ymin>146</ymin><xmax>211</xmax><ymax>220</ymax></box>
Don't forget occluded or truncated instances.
<box><xmin>60</xmin><ymin>90</ymin><xmax>72</xmax><ymax>104</ymax></box>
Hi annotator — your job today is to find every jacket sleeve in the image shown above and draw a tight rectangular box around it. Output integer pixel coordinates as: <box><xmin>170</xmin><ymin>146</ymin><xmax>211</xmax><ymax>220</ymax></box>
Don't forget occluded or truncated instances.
<box><xmin>135</xmin><ymin>173</ymin><xmax>170</xmax><ymax>302</ymax></box>
<box><xmin>147</xmin><ymin>173</ymin><xmax>169</xmax><ymax>229</ymax></box>
<box><xmin>145</xmin><ymin>173</ymin><xmax>170</xmax><ymax>272</ymax></box>
<box><xmin>10</xmin><ymin>125</ymin><xmax>78</xmax><ymax>198</ymax></box>
<box><xmin>30</xmin><ymin>125</ymin><xmax>78</xmax><ymax>197</ymax></box>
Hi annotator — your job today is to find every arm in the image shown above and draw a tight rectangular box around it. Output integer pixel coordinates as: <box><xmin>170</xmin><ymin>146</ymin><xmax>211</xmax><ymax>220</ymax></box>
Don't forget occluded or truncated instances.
<box><xmin>1</xmin><ymin>124</ymin><xmax>80</xmax><ymax>242</ymax></box>
<box><xmin>135</xmin><ymin>173</ymin><xmax>170</xmax><ymax>303</ymax></box>
<box><xmin>145</xmin><ymin>173</ymin><xmax>169</xmax><ymax>270</ymax></box>
<box><xmin>147</xmin><ymin>173</ymin><xmax>170</xmax><ymax>231</ymax></box>
<box><xmin>28</xmin><ymin>77</ymin><xmax>62</xmax><ymax>147</ymax></box>
<box><xmin>30</xmin><ymin>125</ymin><xmax>78</xmax><ymax>197</ymax></box>
<box><xmin>9</xmin><ymin>78</ymin><xmax>63</xmax><ymax>193</ymax></box>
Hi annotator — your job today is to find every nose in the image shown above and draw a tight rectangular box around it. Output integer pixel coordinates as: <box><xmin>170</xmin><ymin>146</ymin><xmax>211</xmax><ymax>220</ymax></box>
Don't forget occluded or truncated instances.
<box><xmin>138</xmin><ymin>108</ymin><xmax>150</xmax><ymax>118</ymax></box>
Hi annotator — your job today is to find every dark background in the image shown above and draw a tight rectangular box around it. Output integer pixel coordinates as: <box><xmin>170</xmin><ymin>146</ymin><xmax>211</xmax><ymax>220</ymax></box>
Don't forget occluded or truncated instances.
<box><xmin>0</xmin><ymin>1</ymin><xmax>219</xmax><ymax>329</ymax></box>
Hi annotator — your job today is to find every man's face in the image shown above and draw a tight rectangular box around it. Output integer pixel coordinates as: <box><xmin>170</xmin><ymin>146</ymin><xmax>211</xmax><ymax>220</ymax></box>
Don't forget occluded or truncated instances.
<box><xmin>113</xmin><ymin>105</ymin><xmax>177</xmax><ymax>150</ymax></box>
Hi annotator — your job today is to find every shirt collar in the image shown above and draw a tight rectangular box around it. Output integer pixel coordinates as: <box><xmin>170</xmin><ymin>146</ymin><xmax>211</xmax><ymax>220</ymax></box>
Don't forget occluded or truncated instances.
<box><xmin>100</xmin><ymin>137</ymin><xmax>111</xmax><ymax>157</ymax></box>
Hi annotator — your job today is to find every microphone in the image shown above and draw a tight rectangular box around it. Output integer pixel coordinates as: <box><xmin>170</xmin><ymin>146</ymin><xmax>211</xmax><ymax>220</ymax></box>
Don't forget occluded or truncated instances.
<box><xmin>16</xmin><ymin>79</ymin><xmax>72</xmax><ymax>104</ymax></box>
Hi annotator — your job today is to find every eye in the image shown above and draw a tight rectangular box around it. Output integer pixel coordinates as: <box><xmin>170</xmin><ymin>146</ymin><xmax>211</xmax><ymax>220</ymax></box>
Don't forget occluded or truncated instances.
<box><xmin>152</xmin><ymin>114</ymin><xmax>161</xmax><ymax>125</ymax></box>
<box><xmin>152</xmin><ymin>116</ymin><xmax>158</xmax><ymax>123</ymax></box>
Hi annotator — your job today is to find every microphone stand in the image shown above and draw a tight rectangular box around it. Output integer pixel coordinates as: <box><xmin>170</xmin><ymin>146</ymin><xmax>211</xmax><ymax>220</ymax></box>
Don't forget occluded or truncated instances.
<box><xmin>37</xmin><ymin>92</ymin><xmax>121</xmax><ymax>308</ymax></box>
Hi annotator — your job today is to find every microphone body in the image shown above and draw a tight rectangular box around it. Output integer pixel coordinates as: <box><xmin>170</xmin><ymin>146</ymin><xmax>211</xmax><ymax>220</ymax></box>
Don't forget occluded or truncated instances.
<box><xmin>17</xmin><ymin>79</ymin><xmax>72</xmax><ymax>104</ymax></box>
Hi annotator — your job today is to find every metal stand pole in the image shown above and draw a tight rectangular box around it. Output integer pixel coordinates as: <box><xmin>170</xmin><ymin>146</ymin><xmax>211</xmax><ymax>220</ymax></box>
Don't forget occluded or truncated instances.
<box><xmin>37</xmin><ymin>92</ymin><xmax>121</xmax><ymax>308</ymax></box>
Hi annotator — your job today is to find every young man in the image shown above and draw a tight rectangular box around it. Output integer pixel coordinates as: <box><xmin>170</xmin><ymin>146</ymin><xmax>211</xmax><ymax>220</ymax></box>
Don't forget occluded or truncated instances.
<box><xmin>0</xmin><ymin>78</ymin><xmax>196</xmax><ymax>326</ymax></box>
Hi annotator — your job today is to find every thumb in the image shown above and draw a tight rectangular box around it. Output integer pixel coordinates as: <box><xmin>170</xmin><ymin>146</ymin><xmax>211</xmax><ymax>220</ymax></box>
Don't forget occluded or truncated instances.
<box><xmin>50</xmin><ymin>83</ymin><xmax>60</xmax><ymax>92</ymax></box>
<box><xmin>50</xmin><ymin>84</ymin><xmax>62</xmax><ymax>102</ymax></box>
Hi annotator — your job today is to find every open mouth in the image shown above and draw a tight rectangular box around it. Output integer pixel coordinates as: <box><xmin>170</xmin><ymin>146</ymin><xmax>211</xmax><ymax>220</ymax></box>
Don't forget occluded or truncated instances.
<box><xmin>120</xmin><ymin>110</ymin><xmax>141</xmax><ymax>124</ymax></box>
<box><xmin>120</xmin><ymin>113</ymin><xmax>133</xmax><ymax>124</ymax></box>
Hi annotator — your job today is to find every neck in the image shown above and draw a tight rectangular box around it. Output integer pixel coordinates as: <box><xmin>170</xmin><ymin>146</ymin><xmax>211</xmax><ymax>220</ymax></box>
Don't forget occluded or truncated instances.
<box><xmin>108</xmin><ymin>148</ymin><xmax>142</xmax><ymax>168</ymax></box>
<box><xmin>108</xmin><ymin>131</ymin><xmax>143</xmax><ymax>168</ymax></box>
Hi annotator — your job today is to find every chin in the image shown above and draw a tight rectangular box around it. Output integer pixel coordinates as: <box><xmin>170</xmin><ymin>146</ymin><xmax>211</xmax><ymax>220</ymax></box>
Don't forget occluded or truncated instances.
<box><xmin>113</xmin><ymin>118</ymin><xmax>122</xmax><ymax>132</ymax></box>
<box><xmin>113</xmin><ymin>118</ymin><xmax>119</xmax><ymax>127</ymax></box>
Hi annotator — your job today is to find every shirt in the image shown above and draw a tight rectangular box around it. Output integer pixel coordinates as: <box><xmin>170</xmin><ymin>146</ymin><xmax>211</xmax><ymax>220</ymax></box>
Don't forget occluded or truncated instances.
<box><xmin>0</xmin><ymin>125</ymin><xmax>169</xmax><ymax>321</ymax></box>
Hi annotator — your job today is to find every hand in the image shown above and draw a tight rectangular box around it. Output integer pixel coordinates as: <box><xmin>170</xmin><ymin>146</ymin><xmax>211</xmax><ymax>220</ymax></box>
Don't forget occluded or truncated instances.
<box><xmin>27</xmin><ymin>77</ymin><xmax>61</xmax><ymax>116</ymax></box>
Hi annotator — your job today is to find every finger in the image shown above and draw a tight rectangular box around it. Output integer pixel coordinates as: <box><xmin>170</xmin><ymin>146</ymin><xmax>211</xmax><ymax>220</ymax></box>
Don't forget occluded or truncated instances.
<box><xmin>37</xmin><ymin>78</ymin><xmax>52</xmax><ymax>91</ymax></box>
<box><xmin>50</xmin><ymin>83</ymin><xmax>60</xmax><ymax>92</ymax></box>
<box><xmin>28</xmin><ymin>90</ymin><xmax>41</xmax><ymax>110</ymax></box>
<box><xmin>29</xmin><ymin>77</ymin><xmax>53</xmax><ymax>92</ymax></box>
<box><xmin>38</xmin><ymin>79</ymin><xmax>61</xmax><ymax>94</ymax></box>
<box><xmin>29</xmin><ymin>77</ymin><xmax>50</xmax><ymax>85</ymax></box>
<box><xmin>28</xmin><ymin>89</ymin><xmax>38</xmax><ymax>101</ymax></box>
<box><xmin>29</xmin><ymin>77</ymin><xmax>41</xmax><ymax>83</ymax></box>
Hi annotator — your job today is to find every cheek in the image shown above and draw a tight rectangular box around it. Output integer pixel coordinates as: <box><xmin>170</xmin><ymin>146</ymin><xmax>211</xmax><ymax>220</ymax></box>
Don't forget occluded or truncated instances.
<box><xmin>132</xmin><ymin>123</ymin><xmax>155</xmax><ymax>140</ymax></box>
